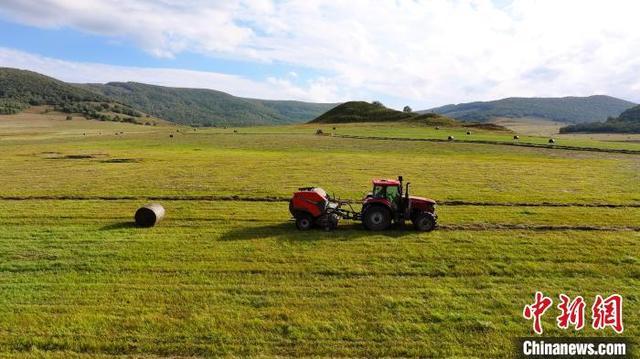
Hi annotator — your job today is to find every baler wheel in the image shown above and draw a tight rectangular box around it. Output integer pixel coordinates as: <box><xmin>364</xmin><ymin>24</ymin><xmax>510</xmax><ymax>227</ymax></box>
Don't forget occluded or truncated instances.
<box><xmin>295</xmin><ymin>213</ymin><xmax>314</xmax><ymax>231</ymax></box>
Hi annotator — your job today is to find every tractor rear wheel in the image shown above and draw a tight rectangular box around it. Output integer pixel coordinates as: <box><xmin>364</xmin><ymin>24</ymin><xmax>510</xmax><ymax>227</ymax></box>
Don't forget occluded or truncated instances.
<box><xmin>295</xmin><ymin>214</ymin><xmax>314</xmax><ymax>231</ymax></box>
<box><xmin>363</xmin><ymin>206</ymin><xmax>391</xmax><ymax>231</ymax></box>
<box><xmin>413</xmin><ymin>212</ymin><xmax>436</xmax><ymax>231</ymax></box>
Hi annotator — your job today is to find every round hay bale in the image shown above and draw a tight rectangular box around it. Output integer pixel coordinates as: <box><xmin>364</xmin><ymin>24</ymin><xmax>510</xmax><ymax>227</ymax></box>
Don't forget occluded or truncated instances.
<box><xmin>233</xmin><ymin>130</ymin><xmax>238</xmax><ymax>133</ymax></box>
<box><xmin>316</xmin><ymin>129</ymin><xmax>324</xmax><ymax>135</ymax></box>
<box><xmin>548</xmin><ymin>138</ymin><xmax>555</xmax><ymax>144</ymax></box>
<box><xmin>332</xmin><ymin>127</ymin><xmax>336</xmax><ymax>131</ymax></box>
<box><xmin>448</xmin><ymin>135</ymin><xmax>455</xmax><ymax>141</ymax></box>
<box><xmin>135</xmin><ymin>203</ymin><xmax>165</xmax><ymax>227</ymax></box>
<box><xmin>466</xmin><ymin>131</ymin><xmax>471</xmax><ymax>135</ymax></box>
<box><xmin>513</xmin><ymin>135</ymin><xmax>520</xmax><ymax>140</ymax></box>
<box><xmin>169</xmin><ymin>134</ymin><xmax>174</xmax><ymax>138</ymax></box>
<box><xmin>435</xmin><ymin>126</ymin><xmax>440</xmax><ymax>130</ymax></box>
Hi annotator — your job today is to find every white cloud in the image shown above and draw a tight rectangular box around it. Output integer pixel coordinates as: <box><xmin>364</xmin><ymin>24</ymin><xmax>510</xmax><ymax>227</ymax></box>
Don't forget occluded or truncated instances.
<box><xmin>1</xmin><ymin>0</ymin><xmax>639</xmax><ymax>108</ymax></box>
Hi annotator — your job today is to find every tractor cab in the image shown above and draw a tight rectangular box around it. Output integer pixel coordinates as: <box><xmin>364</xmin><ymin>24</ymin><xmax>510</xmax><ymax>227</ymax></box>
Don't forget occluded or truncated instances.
<box><xmin>367</xmin><ymin>179</ymin><xmax>402</xmax><ymax>209</ymax></box>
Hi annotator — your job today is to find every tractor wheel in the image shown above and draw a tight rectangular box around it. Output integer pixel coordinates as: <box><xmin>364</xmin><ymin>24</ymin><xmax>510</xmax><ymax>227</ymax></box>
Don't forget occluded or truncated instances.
<box><xmin>363</xmin><ymin>206</ymin><xmax>391</xmax><ymax>231</ymax></box>
<box><xmin>413</xmin><ymin>212</ymin><xmax>436</xmax><ymax>232</ymax></box>
<box><xmin>295</xmin><ymin>214</ymin><xmax>314</xmax><ymax>231</ymax></box>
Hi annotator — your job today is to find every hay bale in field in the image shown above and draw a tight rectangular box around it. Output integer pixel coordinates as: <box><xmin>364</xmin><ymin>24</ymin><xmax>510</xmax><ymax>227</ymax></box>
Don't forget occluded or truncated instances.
<box><xmin>513</xmin><ymin>135</ymin><xmax>520</xmax><ymax>140</ymax></box>
<box><xmin>548</xmin><ymin>138</ymin><xmax>555</xmax><ymax>144</ymax></box>
<box><xmin>435</xmin><ymin>126</ymin><xmax>440</xmax><ymax>130</ymax></box>
<box><xmin>169</xmin><ymin>134</ymin><xmax>174</xmax><ymax>138</ymax></box>
<box><xmin>316</xmin><ymin>129</ymin><xmax>324</xmax><ymax>135</ymax></box>
<box><xmin>233</xmin><ymin>129</ymin><xmax>238</xmax><ymax>133</ymax></box>
<box><xmin>466</xmin><ymin>131</ymin><xmax>471</xmax><ymax>135</ymax></box>
<box><xmin>332</xmin><ymin>127</ymin><xmax>336</xmax><ymax>130</ymax></box>
<box><xmin>135</xmin><ymin>203</ymin><xmax>165</xmax><ymax>227</ymax></box>
<box><xmin>448</xmin><ymin>135</ymin><xmax>455</xmax><ymax>141</ymax></box>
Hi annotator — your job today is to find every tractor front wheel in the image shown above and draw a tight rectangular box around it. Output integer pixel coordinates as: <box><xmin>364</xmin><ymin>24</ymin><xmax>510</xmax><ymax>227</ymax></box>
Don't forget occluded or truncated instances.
<box><xmin>413</xmin><ymin>212</ymin><xmax>436</xmax><ymax>232</ymax></box>
<box><xmin>295</xmin><ymin>214</ymin><xmax>314</xmax><ymax>231</ymax></box>
<box><xmin>363</xmin><ymin>206</ymin><xmax>391</xmax><ymax>231</ymax></box>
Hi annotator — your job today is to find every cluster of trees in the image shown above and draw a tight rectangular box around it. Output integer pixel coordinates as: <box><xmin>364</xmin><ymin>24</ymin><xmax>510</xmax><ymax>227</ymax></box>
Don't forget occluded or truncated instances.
<box><xmin>54</xmin><ymin>101</ymin><xmax>144</xmax><ymax>124</ymax></box>
<box><xmin>0</xmin><ymin>99</ymin><xmax>28</xmax><ymax>114</ymax></box>
<box><xmin>560</xmin><ymin>105</ymin><xmax>640</xmax><ymax>133</ymax></box>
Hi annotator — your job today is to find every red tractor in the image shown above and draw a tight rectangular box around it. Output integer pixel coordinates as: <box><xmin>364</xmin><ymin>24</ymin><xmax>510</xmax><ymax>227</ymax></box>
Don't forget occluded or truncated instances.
<box><xmin>289</xmin><ymin>176</ymin><xmax>437</xmax><ymax>231</ymax></box>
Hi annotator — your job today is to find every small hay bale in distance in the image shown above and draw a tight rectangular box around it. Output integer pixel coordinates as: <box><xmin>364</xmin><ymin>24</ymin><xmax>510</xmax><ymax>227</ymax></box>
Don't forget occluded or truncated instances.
<box><xmin>233</xmin><ymin>129</ymin><xmax>238</xmax><ymax>133</ymax></box>
<box><xmin>466</xmin><ymin>131</ymin><xmax>471</xmax><ymax>135</ymax></box>
<box><xmin>548</xmin><ymin>138</ymin><xmax>555</xmax><ymax>144</ymax></box>
<box><xmin>513</xmin><ymin>135</ymin><xmax>520</xmax><ymax>140</ymax></box>
<box><xmin>135</xmin><ymin>203</ymin><xmax>165</xmax><ymax>227</ymax></box>
<box><xmin>448</xmin><ymin>135</ymin><xmax>455</xmax><ymax>141</ymax></box>
<box><xmin>316</xmin><ymin>129</ymin><xmax>324</xmax><ymax>135</ymax></box>
<box><xmin>169</xmin><ymin>134</ymin><xmax>174</xmax><ymax>138</ymax></box>
<box><xmin>435</xmin><ymin>126</ymin><xmax>440</xmax><ymax>130</ymax></box>
<box><xmin>332</xmin><ymin>127</ymin><xmax>336</xmax><ymax>130</ymax></box>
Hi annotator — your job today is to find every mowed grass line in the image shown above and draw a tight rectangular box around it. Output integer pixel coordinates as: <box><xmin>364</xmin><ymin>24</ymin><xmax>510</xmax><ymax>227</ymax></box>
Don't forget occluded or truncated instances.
<box><xmin>0</xmin><ymin>200</ymin><xmax>638</xmax><ymax>357</ymax></box>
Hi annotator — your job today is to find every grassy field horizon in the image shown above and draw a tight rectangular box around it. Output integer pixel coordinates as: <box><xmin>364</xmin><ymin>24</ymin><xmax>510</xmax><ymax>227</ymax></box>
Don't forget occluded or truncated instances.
<box><xmin>0</xmin><ymin>110</ymin><xmax>638</xmax><ymax>357</ymax></box>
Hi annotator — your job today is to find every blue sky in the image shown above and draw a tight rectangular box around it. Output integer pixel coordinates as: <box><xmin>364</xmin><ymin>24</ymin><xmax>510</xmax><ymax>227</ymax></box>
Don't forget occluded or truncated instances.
<box><xmin>0</xmin><ymin>0</ymin><xmax>638</xmax><ymax>109</ymax></box>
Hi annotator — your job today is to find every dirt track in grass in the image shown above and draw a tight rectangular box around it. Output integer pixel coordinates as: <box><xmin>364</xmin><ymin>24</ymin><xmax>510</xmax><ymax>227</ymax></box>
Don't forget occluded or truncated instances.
<box><xmin>1</xmin><ymin>195</ymin><xmax>639</xmax><ymax>208</ymax></box>
<box><xmin>333</xmin><ymin>134</ymin><xmax>640</xmax><ymax>155</ymax></box>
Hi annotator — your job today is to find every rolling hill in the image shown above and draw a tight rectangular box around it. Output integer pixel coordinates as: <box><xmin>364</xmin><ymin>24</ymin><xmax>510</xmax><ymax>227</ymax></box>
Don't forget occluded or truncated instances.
<box><xmin>560</xmin><ymin>105</ymin><xmax>640</xmax><ymax>133</ymax></box>
<box><xmin>0</xmin><ymin>67</ymin><xmax>336</xmax><ymax>126</ymax></box>
<box><xmin>0</xmin><ymin>67</ymin><xmax>160</xmax><ymax>124</ymax></box>
<box><xmin>309</xmin><ymin>101</ymin><xmax>500</xmax><ymax>130</ymax></box>
<box><xmin>423</xmin><ymin>95</ymin><xmax>636</xmax><ymax>123</ymax></box>
<box><xmin>310</xmin><ymin>101</ymin><xmax>415</xmax><ymax>123</ymax></box>
<box><xmin>80</xmin><ymin>82</ymin><xmax>336</xmax><ymax>127</ymax></box>
<box><xmin>0</xmin><ymin>67</ymin><xmax>106</xmax><ymax>114</ymax></box>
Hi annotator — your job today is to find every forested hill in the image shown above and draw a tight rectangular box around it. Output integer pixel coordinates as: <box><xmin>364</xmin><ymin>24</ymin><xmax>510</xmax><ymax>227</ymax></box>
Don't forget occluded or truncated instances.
<box><xmin>423</xmin><ymin>95</ymin><xmax>636</xmax><ymax>123</ymax></box>
<box><xmin>0</xmin><ymin>67</ymin><xmax>337</xmax><ymax>126</ymax></box>
<box><xmin>560</xmin><ymin>104</ymin><xmax>640</xmax><ymax>133</ymax></box>
<box><xmin>0</xmin><ymin>67</ymin><xmax>105</xmax><ymax>114</ymax></box>
<box><xmin>81</xmin><ymin>82</ymin><xmax>336</xmax><ymax>126</ymax></box>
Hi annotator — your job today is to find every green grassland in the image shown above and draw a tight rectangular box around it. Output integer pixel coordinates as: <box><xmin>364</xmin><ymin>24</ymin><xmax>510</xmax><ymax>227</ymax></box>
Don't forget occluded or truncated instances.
<box><xmin>0</xmin><ymin>111</ymin><xmax>639</xmax><ymax>357</ymax></box>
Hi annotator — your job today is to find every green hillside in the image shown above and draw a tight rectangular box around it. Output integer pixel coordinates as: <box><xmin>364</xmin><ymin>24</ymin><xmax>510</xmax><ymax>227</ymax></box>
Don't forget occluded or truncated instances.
<box><xmin>424</xmin><ymin>95</ymin><xmax>636</xmax><ymax>123</ymax></box>
<box><xmin>560</xmin><ymin>105</ymin><xmax>640</xmax><ymax>133</ymax></box>
<box><xmin>0</xmin><ymin>67</ymin><xmax>105</xmax><ymax>114</ymax></box>
<box><xmin>81</xmin><ymin>82</ymin><xmax>336</xmax><ymax>127</ymax></box>
<box><xmin>310</xmin><ymin>101</ymin><xmax>416</xmax><ymax>123</ymax></box>
<box><xmin>310</xmin><ymin>101</ymin><xmax>468</xmax><ymax>128</ymax></box>
<box><xmin>0</xmin><ymin>68</ymin><xmax>158</xmax><ymax>125</ymax></box>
